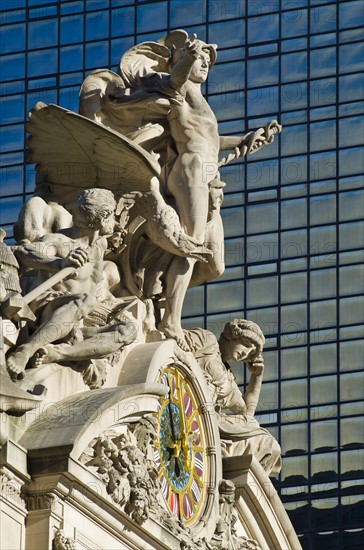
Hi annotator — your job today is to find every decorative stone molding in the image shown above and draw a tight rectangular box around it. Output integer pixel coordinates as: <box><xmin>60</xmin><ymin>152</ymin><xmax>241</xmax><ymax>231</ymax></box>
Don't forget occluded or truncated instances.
<box><xmin>52</xmin><ymin>529</ymin><xmax>77</xmax><ymax>550</ymax></box>
<box><xmin>0</xmin><ymin>467</ymin><xmax>24</xmax><ymax>508</ymax></box>
<box><xmin>209</xmin><ymin>480</ymin><xmax>261</xmax><ymax>550</ymax></box>
<box><xmin>80</xmin><ymin>418</ymin><xmax>160</xmax><ymax>525</ymax></box>
<box><xmin>25</xmin><ymin>492</ymin><xmax>59</xmax><ymax>512</ymax></box>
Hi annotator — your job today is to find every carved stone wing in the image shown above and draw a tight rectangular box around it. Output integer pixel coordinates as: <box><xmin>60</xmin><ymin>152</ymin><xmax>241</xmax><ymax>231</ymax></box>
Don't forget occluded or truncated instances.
<box><xmin>27</xmin><ymin>103</ymin><xmax>161</xmax><ymax>202</ymax></box>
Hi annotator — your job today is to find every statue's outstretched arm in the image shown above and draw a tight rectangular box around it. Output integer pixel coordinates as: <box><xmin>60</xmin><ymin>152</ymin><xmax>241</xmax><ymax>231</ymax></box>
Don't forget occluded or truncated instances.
<box><xmin>170</xmin><ymin>34</ymin><xmax>199</xmax><ymax>91</ymax></box>
<box><xmin>219</xmin><ymin>120</ymin><xmax>282</xmax><ymax>166</ymax></box>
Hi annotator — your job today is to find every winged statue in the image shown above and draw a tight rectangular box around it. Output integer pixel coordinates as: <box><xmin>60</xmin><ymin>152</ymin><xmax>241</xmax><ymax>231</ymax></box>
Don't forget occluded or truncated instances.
<box><xmin>21</xmin><ymin>29</ymin><xmax>281</xmax><ymax>350</ymax></box>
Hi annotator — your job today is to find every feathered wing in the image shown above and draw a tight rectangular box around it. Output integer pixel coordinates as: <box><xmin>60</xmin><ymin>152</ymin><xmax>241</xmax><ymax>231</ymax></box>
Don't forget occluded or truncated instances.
<box><xmin>27</xmin><ymin>104</ymin><xmax>161</xmax><ymax>203</ymax></box>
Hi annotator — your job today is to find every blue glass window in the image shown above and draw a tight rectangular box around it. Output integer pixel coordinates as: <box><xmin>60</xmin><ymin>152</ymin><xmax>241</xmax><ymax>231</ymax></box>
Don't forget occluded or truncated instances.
<box><xmin>310</xmin><ymin>269</ymin><xmax>337</xmax><ymax>300</ymax></box>
<box><xmin>281</xmin><ymin>8</ymin><xmax>307</xmax><ymax>38</ymax></box>
<box><xmin>60</xmin><ymin>45</ymin><xmax>83</xmax><ymax>73</ymax></box>
<box><xmin>60</xmin><ymin>2</ymin><xmax>84</xmax><ymax>16</ymax></box>
<box><xmin>282</xmin><ymin>51</ymin><xmax>307</xmax><ymax>83</ymax></box>
<box><xmin>209</xmin><ymin>19</ymin><xmax>245</xmax><ymax>48</ymax></box>
<box><xmin>85</xmin><ymin>41</ymin><xmax>109</xmax><ymax>70</ymax></box>
<box><xmin>86</xmin><ymin>10</ymin><xmax>109</xmax><ymax>41</ymax></box>
<box><xmin>282</xmin><ymin>300</ymin><xmax>307</xmax><ymax>330</ymax></box>
<box><xmin>209</xmin><ymin>0</ymin><xmax>245</xmax><ymax>22</ymax></box>
<box><xmin>339</xmin><ymin>1</ymin><xmax>364</xmax><ymax>30</ymax></box>
<box><xmin>310</xmin><ymin>47</ymin><xmax>336</xmax><ymax>79</ymax></box>
<box><xmin>339</xmin><ymin>117</ymin><xmax>364</xmax><ymax>148</ymax></box>
<box><xmin>310</xmin><ymin>32</ymin><xmax>336</xmax><ymax>48</ymax></box>
<box><xmin>0</xmin><ymin>53</ymin><xmax>25</xmax><ymax>81</ymax></box>
<box><xmin>339</xmin><ymin>265</ymin><xmax>364</xmax><ymax>296</ymax></box>
<box><xmin>281</xmin><ymin>155</ymin><xmax>307</xmax><ymax>185</ymax></box>
<box><xmin>281</xmin><ymin>82</ymin><xmax>307</xmax><ymax>111</ymax></box>
<box><xmin>339</xmin><ymin>74</ymin><xmax>364</xmax><ymax>103</ymax></box>
<box><xmin>170</xmin><ymin>0</ymin><xmax>206</xmax><ymax>27</ymax></box>
<box><xmin>339</xmin><ymin>43</ymin><xmax>364</xmax><ymax>75</ymax></box>
<box><xmin>28</xmin><ymin>18</ymin><xmax>58</xmax><ymax>50</ymax></box>
<box><xmin>59</xmin><ymin>86</ymin><xmax>79</xmax><ymax>112</ymax></box>
<box><xmin>111</xmin><ymin>7</ymin><xmax>135</xmax><ymax>37</ymax></box>
<box><xmin>0</xmin><ymin>9</ymin><xmax>26</xmax><ymax>25</ymax></box>
<box><xmin>0</xmin><ymin>94</ymin><xmax>24</xmax><ymax>124</ymax></box>
<box><xmin>310</xmin><ymin>194</ymin><xmax>336</xmax><ymax>226</ymax></box>
<box><xmin>247</xmin><ymin>277</ymin><xmax>278</xmax><ymax>308</ymax></box>
<box><xmin>208</xmin><ymin>90</ymin><xmax>245</xmax><ymax>121</ymax></box>
<box><xmin>0</xmin><ymin>23</ymin><xmax>25</xmax><ymax>54</ymax></box>
<box><xmin>281</xmin><ymin>228</ymin><xmax>307</xmax><ymax>258</ymax></box>
<box><xmin>311</xmin><ymin>342</ymin><xmax>337</xmax><ymax>375</ymax></box>
<box><xmin>0</xmin><ymin>164</ymin><xmax>23</xmax><ymax>196</ymax></box>
<box><xmin>247</xmin><ymin>158</ymin><xmax>279</xmax><ymax>189</ymax></box>
<box><xmin>26</xmin><ymin>89</ymin><xmax>57</xmax><ymax>113</ymax></box>
<box><xmin>310</xmin><ymin>78</ymin><xmax>336</xmax><ymax>108</ymax></box>
<box><xmin>60</xmin><ymin>15</ymin><xmax>83</xmax><ymax>45</ymax></box>
<box><xmin>281</xmin><ymin>198</ymin><xmax>307</xmax><ymax>229</ymax></box>
<box><xmin>0</xmin><ymin>195</ymin><xmax>24</xmax><ymax>224</ymax></box>
<box><xmin>207</xmin><ymin>280</ymin><xmax>244</xmax><ymax>313</ymax></box>
<box><xmin>247</xmin><ymin>86</ymin><xmax>278</xmax><ymax>116</ymax></box>
<box><xmin>310</xmin><ymin>120</ymin><xmax>336</xmax><ymax>152</ymax></box>
<box><xmin>339</xmin><ymin>148</ymin><xmax>364</xmax><ymax>177</ymax></box>
<box><xmin>0</xmin><ymin>123</ymin><xmax>23</xmax><ymax>153</ymax></box>
<box><xmin>221</xmin><ymin>206</ymin><xmax>244</xmax><ymax>238</ymax></box>
<box><xmin>281</xmin><ymin>272</ymin><xmax>308</xmax><ymax>304</ymax></box>
<box><xmin>247</xmin><ymin>202</ymin><xmax>278</xmax><ymax>234</ymax></box>
<box><xmin>27</xmin><ymin>48</ymin><xmax>58</xmax><ymax>78</ymax></box>
<box><xmin>111</xmin><ymin>36</ymin><xmax>134</xmax><ymax>65</ymax></box>
<box><xmin>248</xmin><ymin>13</ymin><xmax>279</xmax><ymax>44</ymax></box>
<box><xmin>339</xmin><ymin>190</ymin><xmax>364</xmax><ymax>222</ymax></box>
<box><xmin>281</xmin><ymin>124</ymin><xmax>307</xmax><ymax>156</ymax></box>
<box><xmin>137</xmin><ymin>2</ymin><xmax>167</xmax><ymax>33</ymax></box>
<box><xmin>248</xmin><ymin>56</ymin><xmax>279</xmax><ymax>87</ymax></box>
<box><xmin>86</xmin><ymin>0</ymin><xmax>109</xmax><ymax>11</ymax></box>
<box><xmin>208</xmin><ymin>62</ymin><xmax>244</xmax><ymax>94</ymax></box>
<box><xmin>310</xmin><ymin>4</ymin><xmax>337</xmax><ymax>34</ymax></box>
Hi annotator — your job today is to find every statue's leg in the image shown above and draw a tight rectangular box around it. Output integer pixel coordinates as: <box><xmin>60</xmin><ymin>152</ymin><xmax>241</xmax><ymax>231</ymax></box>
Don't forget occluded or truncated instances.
<box><xmin>158</xmin><ymin>256</ymin><xmax>196</xmax><ymax>350</ymax></box>
<box><xmin>36</xmin><ymin>320</ymin><xmax>137</xmax><ymax>364</ymax></box>
<box><xmin>190</xmin><ymin>214</ymin><xmax>225</xmax><ymax>288</ymax></box>
<box><xmin>167</xmin><ymin>152</ymin><xmax>209</xmax><ymax>242</ymax></box>
<box><xmin>6</xmin><ymin>293</ymin><xmax>95</xmax><ymax>380</ymax></box>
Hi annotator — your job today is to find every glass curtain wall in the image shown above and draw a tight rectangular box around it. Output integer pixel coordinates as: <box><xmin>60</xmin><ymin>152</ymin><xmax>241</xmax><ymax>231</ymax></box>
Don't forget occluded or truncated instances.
<box><xmin>0</xmin><ymin>1</ymin><xmax>363</xmax><ymax>548</ymax></box>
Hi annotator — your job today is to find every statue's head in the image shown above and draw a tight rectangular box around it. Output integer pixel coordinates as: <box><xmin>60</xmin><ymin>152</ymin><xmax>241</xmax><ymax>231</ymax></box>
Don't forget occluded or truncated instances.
<box><xmin>218</xmin><ymin>319</ymin><xmax>265</xmax><ymax>363</ymax></box>
<box><xmin>73</xmin><ymin>188</ymin><xmax>116</xmax><ymax>235</ymax></box>
<box><xmin>161</xmin><ymin>29</ymin><xmax>217</xmax><ymax>82</ymax></box>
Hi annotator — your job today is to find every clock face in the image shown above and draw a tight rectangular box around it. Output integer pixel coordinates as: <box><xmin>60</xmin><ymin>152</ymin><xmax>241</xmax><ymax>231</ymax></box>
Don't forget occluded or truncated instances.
<box><xmin>154</xmin><ymin>365</ymin><xmax>206</xmax><ymax>524</ymax></box>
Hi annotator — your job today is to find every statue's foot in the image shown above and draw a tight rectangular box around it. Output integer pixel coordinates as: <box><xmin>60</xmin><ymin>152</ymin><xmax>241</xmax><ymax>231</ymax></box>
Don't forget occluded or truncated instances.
<box><xmin>31</xmin><ymin>345</ymin><xmax>61</xmax><ymax>367</ymax></box>
<box><xmin>6</xmin><ymin>347</ymin><xmax>30</xmax><ymax>381</ymax></box>
<box><xmin>158</xmin><ymin>322</ymin><xmax>190</xmax><ymax>352</ymax></box>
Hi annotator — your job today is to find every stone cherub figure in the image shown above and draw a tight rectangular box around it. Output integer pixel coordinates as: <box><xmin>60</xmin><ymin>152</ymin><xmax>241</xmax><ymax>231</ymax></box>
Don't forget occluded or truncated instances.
<box><xmin>6</xmin><ymin>188</ymin><xmax>136</xmax><ymax>381</ymax></box>
<box><xmin>180</xmin><ymin>319</ymin><xmax>281</xmax><ymax>475</ymax></box>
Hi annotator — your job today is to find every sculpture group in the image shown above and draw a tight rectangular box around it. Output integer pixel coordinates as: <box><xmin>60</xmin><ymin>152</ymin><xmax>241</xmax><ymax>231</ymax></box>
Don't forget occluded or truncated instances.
<box><xmin>0</xmin><ymin>29</ymin><xmax>285</xmax><ymax>549</ymax></box>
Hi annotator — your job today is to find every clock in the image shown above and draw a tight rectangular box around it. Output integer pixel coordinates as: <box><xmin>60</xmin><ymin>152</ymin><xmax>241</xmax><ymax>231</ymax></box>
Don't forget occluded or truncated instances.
<box><xmin>154</xmin><ymin>365</ymin><xmax>206</xmax><ymax>524</ymax></box>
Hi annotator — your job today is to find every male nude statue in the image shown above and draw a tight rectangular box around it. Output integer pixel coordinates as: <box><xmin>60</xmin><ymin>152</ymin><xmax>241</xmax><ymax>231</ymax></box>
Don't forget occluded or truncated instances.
<box><xmin>152</xmin><ymin>34</ymin><xmax>274</xmax><ymax>348</ymax></box>
<box><xmin>6</xmin><ymin>188</ymin><xmax>135</xmax><ymax>381</ymax></box>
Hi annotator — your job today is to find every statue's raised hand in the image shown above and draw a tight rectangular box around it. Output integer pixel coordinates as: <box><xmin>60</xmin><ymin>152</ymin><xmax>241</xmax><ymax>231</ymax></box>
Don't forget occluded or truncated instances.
<box><xmin>247</xmin><ymin>353</ymin><xmax>265</xmax><ymax>376</ymax></box>
<box><xmin>184</xmin><ymin>34</ymin><xmax>199</xmax><ymax>60</ymax></box>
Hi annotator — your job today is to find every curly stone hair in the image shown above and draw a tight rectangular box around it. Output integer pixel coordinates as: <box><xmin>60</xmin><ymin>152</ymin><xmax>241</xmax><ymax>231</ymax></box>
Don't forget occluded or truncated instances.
<box><xmin>72</xmin><ymin>188</ymin><xmax>116</xmax><ymax>229</ymax></box>
<box><xmin>218</xmin><ymin>319</ymin><xmax>265</xmax><ymax>358</ymax></box>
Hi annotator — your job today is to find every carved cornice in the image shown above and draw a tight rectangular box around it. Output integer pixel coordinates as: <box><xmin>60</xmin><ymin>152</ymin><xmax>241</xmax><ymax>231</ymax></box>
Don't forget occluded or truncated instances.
<box><xmin>0</xmin><ymin>467</ymin><xmax>25</xmax><ymax>508</ymax></box>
